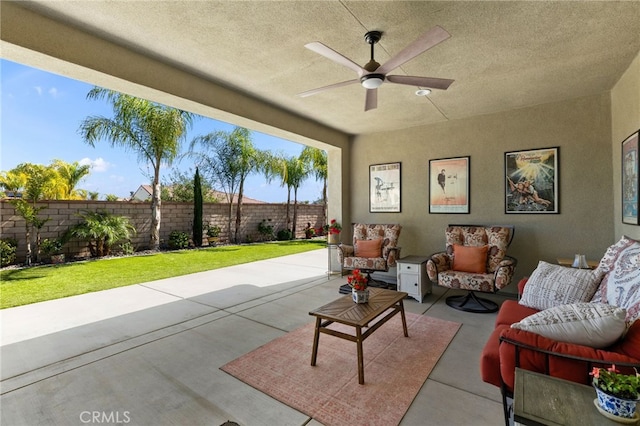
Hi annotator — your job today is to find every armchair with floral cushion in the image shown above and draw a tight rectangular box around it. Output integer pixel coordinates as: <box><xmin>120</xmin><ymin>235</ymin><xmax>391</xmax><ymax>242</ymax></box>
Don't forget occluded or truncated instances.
<box><xmin>426</xmin><ymin>224</ymin><xmax>517</xmax><ymax>313</ymax></box>
<box><xmin>337</xmin><ymin>223</ymin><xmax>402</xmax><ymax>289</ymax></box>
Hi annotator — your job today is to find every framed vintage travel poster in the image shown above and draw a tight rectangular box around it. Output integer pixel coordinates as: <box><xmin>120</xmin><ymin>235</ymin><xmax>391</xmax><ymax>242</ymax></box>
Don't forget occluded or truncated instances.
<box><xmin>622</xmin><ymin>130</ymin><xmax>639</xmax><ymax>225</ymax></box>
<box><xmin>505</xmin><ymin>147</ymin><xmax>559</xmax><ymax>214</ymax></box>
<box><xmin>428</xmin><ymin>156</ymin><xmax>470</xmax><ymax>214</ymax></box>
<box><xmin>369</xmin><ymin>162</ymin><xmax>401</xmax><ymax>213</ymax></box>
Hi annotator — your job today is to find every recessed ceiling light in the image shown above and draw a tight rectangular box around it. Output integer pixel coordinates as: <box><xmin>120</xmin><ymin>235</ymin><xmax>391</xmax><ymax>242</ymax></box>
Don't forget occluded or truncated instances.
<box><xmin>415</xmin><ymin>89</ymin><xmax>432</xmax><ymax>96</ymax></box>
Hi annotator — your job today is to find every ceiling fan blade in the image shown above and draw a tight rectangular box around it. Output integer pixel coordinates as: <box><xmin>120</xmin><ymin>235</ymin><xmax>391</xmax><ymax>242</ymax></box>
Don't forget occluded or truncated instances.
<box><xmin>386</xmin><ymin>75</ymin><xmax>454</xmax><ymax>90</ymax></box>
<box><xmin>377</xmin><ymin>26</ymin><xmax>451</xmax><ymax>75</ymax></box>
<box><xmin>297</xmin><ymin>79</ymin><xmax>359</xmax><ymax>97</ymax></box>
<box><xmin>305</xmin><ymin>42</ymin><xmax>366</xmax><ymax>77</ymax></box>
<box><xmin>364</xmin><ymin>88</ymin><xmax>377</xmax><ymax>111</ymax></box>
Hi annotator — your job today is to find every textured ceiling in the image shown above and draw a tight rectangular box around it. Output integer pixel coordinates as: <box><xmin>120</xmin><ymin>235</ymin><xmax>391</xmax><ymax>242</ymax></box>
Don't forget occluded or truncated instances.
<box><xmin>13</xmin><ymin>1</ymin><xmax>640</xmax><ymax>135</ymax></box>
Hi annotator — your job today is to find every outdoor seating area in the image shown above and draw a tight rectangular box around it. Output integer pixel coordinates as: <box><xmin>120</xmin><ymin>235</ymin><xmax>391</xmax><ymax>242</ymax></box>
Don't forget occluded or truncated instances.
<box><xmin>0</xmin><ymin>249</ymin><xmax>508</xmax><ymax>425</ymax></box>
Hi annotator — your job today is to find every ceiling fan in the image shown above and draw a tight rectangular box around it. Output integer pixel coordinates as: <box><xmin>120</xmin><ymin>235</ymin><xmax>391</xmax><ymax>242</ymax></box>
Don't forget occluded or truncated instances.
<box><xmin>298</xmin><ymin>26</ymin><xmax>454</xmax><ymax>111</ymax></box>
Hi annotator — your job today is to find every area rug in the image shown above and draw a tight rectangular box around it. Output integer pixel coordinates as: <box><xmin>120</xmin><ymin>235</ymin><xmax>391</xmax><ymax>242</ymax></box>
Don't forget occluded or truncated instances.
<box><xmin>221</xmin><ymin>312</ymin><xmax>461</xmax><ymax>426</ymax></box>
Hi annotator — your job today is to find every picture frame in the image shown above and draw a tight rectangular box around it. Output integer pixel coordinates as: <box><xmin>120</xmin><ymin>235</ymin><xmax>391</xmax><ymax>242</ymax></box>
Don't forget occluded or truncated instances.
<box><xmin>369</xmin><ymin>162</ymin><xmax>401</xmax><ymax>213</ymax></box>
<box><xmin>428</xmin><ymin>156</ymin><xmax>470</xmax><ymax>214</ymax></box>
<box><xmin>622</xmin><ymin>130</ymin><xmax>639</xmax><ymax>225</ymax></box>
<box><xmin>505</xmin><ymin>147</ymin><xmax>559</xmax><ymax>214</ymax></box>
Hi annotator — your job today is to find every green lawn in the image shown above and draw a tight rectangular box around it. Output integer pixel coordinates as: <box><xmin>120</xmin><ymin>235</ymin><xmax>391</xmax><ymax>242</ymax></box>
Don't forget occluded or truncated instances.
<box><xmin>0</xmin><ymin>240</ymin><xmax>326</xmax><ymax>309</ymax></box>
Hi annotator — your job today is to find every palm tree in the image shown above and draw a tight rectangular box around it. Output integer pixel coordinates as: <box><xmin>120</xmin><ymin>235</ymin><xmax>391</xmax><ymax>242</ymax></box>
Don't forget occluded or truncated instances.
<box><xmin>189</xmin><ymin>127</ymin><xmax>261</xmax><ymax>243</ymax></box>
<box><xmin>66</xmin><ymin>209</ymin><xmax>136</xmax><ymax>257</ymax></box>
<box><xmin>51</xmin><ymin>159</ymin><xmax>91</xmax><ymax>199</ymax></box>
<box><xmin>263</xmin><ymin>152</ymin><xmax>311</xmax><ymax>238</ymax></box>
<box><xmin>300</xmin><ymin>147</ymin><xmax>328</xmax><ymax>224</ymax></box>
<box><xmin>79</xmin><ymin>87</ymin><xmax>194</xmax><ymax>250</ymax></box>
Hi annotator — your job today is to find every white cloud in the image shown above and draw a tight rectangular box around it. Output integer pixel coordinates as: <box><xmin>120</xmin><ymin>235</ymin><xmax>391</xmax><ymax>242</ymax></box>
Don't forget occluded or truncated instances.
<box><xmin>33</xmin><ymin>86</ymin><xmax>42</xmax><ymax>95</ymax></box>
<box><xmin>48</xmin><ymin>87</ymin><xmax>59</xmax><ymax>98</ymax></box>
<box><xmin>79</xmin><ymin>157</ymin><xmax>112</xmax><ymax>173</ymax></box>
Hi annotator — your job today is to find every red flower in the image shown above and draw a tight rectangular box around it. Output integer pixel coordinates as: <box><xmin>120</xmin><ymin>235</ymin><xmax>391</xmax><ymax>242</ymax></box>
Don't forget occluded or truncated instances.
<box><xmin>347</xmin><ymin>269</ymin><xmax>368</xmax><ymax>291</ymax></box>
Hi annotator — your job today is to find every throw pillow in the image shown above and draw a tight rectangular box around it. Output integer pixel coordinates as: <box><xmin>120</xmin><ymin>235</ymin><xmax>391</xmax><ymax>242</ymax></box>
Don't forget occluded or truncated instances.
<box><xmin>355</xmin><ymin>239</ymin><xmax>383</xmax><ymax>258</ymax></box>
<box><xmin>591</xmin><ymin>240</ymin><xmax>640</xmax><ymax>323</ymax></box>
<box><xmin>452</xmin><ymin>245</ymin><xmax>488</xmax><ymax>274</ymax></box>
<box><xmin>511</xmin><ymin>303</ymin><xmax>627</xmax><ymax>348</ymax></box>
<box><xmin>519</xmin><ymin>261</ymin><xmax>604</xmax><ymax>311</ymax></box>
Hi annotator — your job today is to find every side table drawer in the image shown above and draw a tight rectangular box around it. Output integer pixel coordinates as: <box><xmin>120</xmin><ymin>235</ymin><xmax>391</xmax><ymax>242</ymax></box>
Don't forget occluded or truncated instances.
<box><xmin>400</xmin><ymin>263</ymin><xmax>419</xmax><ymax>273</ymax></box>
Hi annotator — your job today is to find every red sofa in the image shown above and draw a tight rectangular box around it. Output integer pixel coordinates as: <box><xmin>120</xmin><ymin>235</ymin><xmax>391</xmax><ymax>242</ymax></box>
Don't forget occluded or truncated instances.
<box><xmin>480</xmin><ymin>237</ymin><xmax>640</xmax><ymax>424</ymax></box>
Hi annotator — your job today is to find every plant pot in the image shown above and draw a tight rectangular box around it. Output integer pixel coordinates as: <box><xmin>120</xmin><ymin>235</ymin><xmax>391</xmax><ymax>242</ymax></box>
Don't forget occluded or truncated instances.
<box><xmin>328</xmin><ymin>233</ymin><xmax>340</xmax><ymax>244</ymax></box>
<box><xmin>593</xmin><ymin>383</ymin><xmax>639</xmax><ymax>423</ymax></box>
<box><xmin>352</xmin><ymin>288</ymin><xmax>369</xmax><ymax>304</ymax></box>
<box><xmin>50</xmin><ymin>254</ymin><xmax>65</xmax><ymax>264</ymax></box>
<box><xmin>207</xmin><ymin>237</ymin><xmax>219</xmax><ymax>246</ymax></box>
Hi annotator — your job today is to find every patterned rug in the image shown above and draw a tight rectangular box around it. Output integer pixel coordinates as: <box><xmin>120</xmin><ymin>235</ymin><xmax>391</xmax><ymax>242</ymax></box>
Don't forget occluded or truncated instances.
<box><xmin>221</xmin><ymin>312</ymin><xmax>461</xmax><ymax>426</ymax></box>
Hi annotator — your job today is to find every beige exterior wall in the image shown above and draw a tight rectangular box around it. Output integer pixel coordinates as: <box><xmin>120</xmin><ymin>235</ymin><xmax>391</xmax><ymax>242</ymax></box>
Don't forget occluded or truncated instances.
<box><xmin>611</xmin><ymin>51</ymin><xmax>640</xmax><ymax>241</ymax></box>
<box><xmin>350</xmin><ymin>93</ymin><xmax>616</xmax><ymax>290</ymax></box>
<box><xmin>1</xmin><ymin>201</ymin><xmax>324</xmax><ymax>262</ymax></box>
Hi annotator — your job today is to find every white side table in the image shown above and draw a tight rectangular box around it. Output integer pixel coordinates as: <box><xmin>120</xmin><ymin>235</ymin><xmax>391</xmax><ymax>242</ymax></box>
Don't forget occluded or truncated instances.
<box><xmin>397</xmin><ymin>256</ymin><xmax>431</xmax><ymax>303</ymax></box>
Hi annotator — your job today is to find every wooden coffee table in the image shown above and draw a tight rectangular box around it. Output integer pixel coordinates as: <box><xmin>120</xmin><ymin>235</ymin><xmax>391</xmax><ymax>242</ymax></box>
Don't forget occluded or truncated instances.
<box><xmin>309</xmin><ymin>287</ymin><xmax>409</xmax><ymax>384</ymax></box>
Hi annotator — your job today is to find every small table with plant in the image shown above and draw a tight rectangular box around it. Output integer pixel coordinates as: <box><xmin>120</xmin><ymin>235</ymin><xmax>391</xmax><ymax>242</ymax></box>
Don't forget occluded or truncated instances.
<box><xmin>514</xmin><ymin>367</ymin><xmax>639</xmax><ymax>425</ymax></box>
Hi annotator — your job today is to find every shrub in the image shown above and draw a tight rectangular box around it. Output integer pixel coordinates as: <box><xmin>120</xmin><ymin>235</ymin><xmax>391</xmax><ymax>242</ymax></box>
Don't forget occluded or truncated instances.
<box><xmin>276</xmin><ymin>228</ymin><xmax>292</xmax><ymax>241</ymax></box>
<box><xmin>0</xmin><ymin>238</ymin><xmax>18</xmax><ymax>267</ymax></box>
<box><xmin>168</xmin><ymin>231</ymin><xmax>190</xmax><ymax>249</ymax></box>
<box><xmin>119</xmin><ymin>241</ymin><xmax>135</xmax><ymax>256</ymax></box>
<box><xmin>66</xmin><ymin>209</ymin><xmax>136</xmax><ymax>258</ymax></box>
<box><xmin>40</xmin><ymin>238</ymin><xmax>63</xmax><ymax>255</ymax></box>
<box><xmin>258</xmin><ymin>220</ymin><xmax>274</xmax><ymax>241</ymax></box>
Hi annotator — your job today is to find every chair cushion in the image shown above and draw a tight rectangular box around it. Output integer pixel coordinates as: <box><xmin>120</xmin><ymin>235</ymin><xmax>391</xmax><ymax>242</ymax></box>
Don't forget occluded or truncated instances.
<box><xmin>591</xmin><ymin>237</ymin><xmax>640</xmax><ymax>323</ymax></box>
<box><xmin>438</xmin><ymin>270</ymin><xmax>496</xmax><ymax>292</ymax></box>
<box><xmin>452</xmin><ymin>244</ymin><xmax>488</xmax><ymax>273</ymax></box>
<box><xmin>343</xmin><ymin>256</ymin><xmax>388</xmax><ymax>271</ymax></box>
<box><xmin>519</xmin><ymin>261</ymin><xmax>603</xmax><ymax>311</ymax></box>
<box><xmin>355</xmin><ymin>238</ymin><xmax>383</xmax><ymax>258</ymax></box>
<box><xmin>511</xmin><ymin>303</ymin><xmax>627</xmax><ymax>348</ymax></box>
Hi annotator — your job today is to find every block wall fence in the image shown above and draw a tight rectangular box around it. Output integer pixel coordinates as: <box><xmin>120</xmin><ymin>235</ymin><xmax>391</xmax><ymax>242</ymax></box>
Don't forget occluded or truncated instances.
<box><xmin>0</xmin><ymin>200</ymin><xmax>325</xmax><ymax>262</ymax></box>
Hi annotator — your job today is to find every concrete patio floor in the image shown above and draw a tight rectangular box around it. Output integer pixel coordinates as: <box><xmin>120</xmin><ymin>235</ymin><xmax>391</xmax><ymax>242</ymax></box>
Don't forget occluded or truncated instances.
<box><xmin>1</xmin><ymin>249</ymin><xmax>510</xmax><ymax>425</ymax></box>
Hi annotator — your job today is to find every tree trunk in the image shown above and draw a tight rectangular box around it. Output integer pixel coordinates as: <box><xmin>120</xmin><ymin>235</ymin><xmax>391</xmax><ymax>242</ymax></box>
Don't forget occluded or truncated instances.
<box><xmin>234</xmin><ymin>180</ymin><xmax>244</xmax><ymax>244</ymax></box>
<box><xmin>292</xmin><ymin>187</ymin><xmax>298</xmax><ymax>239</ymax></box>
<box><xmin>150</xmin><ymin>175</ymin><xmax>161</xmax><ymax>251</ymax></box>
<box><xmin>24</xmin><ymin>222</ymin><xmax>32</xmax><ymax>266</ymax></box>
<box><xmin>285</xmin><ymin>187</ymin><xmax>291</xmax><ymax>231</ymax></box>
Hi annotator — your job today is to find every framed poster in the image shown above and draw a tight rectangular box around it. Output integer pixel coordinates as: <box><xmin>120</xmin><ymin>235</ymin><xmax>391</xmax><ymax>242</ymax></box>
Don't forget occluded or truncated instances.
<box><xmin>428</xmin><ymin>156</ymin><xmax>470</xmax><ymax>214</ymax></box>
<box><xmin>505</xmin><ymin>147</ymin><xmax>559</xmax><ymax>214</ymax></box>
<box><xmin>622</xmin><ymin>130</ymin><xmax>639</xmax><ymax>225</ymax></box>
<box><xmin>369</xmin><ymin>162</ymin><xmax>401</xmax><ymax>213</ymax></box>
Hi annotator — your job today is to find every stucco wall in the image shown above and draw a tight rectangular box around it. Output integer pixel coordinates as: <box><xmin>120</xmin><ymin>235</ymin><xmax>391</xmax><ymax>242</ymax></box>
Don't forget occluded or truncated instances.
<box><xmin>612</xmin><ymin>51</ymin><xmax>640</xmax><ymax>241</ymax></box>
<box><xmin>350</xmin><ymin>93</ymin><xmax>615</xmax><ymax>292</ymax></box>
<box><xmin>0</xmin><ymin>201</ymin><xmax>324</xmax><ymax>262</ymax></box>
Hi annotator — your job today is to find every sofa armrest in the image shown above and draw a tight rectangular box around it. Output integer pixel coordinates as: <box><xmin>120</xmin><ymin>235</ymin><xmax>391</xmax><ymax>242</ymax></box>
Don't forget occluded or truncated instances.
<box><xmin>337</xmin><ymin>244</ymin><xmax>354</xmax><ymax>264</ymax></box>
<box><xmin>426</xmin><ymin>252</ymin><xmax>451</xmax><ymax>282</ymax></box>
<box><xmin>386</xmin><ymin>246</ymin><xmax>401</xmax><ymax>267</ymax></box>
<box><xmin>498</xmin><ymin>327</ymin><xmax>640</xmax><ymax>394</ymax></box>
<box><xmin>493</xmin><ymin>255</ymin><xmax>518</xmax><ymax>291</ymax></box>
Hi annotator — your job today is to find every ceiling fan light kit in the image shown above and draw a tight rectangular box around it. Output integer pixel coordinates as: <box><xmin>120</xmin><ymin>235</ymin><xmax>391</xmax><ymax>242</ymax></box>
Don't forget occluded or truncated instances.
<box><xmin>361</xmin><ymin>74</ymin><xmax>385</xmax><ymax>89</ymax></box>
<box><xmin>299</xmin><ymin>26</ymin><xmax>454</xmax><ymax>111</ymax></box>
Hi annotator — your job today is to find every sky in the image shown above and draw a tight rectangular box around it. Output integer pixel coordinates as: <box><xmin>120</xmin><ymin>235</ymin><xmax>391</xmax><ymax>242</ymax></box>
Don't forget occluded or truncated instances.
<box><xmin>1</xmin><ymin>59</ymin><xmax>323</xmax><ymax>203</ymax></box>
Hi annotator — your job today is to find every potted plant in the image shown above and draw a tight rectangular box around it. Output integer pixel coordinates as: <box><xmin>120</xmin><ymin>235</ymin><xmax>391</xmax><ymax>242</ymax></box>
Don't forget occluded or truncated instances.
<box><xmin>326</xmin><ymin>219</ymin><xmax>342</xmax><ymax>244</ymax></box>
<box><xmin>206</xmin><ymin>223</ymin><xmax>221</xmax><ymax>246</ymax></box>
<box><xmin>347</xmin><ymin>269</ymin><xmax>369</xmax><ymax>303</ymax></box>
<box><xmin>591</xmin><ymin>364</ymin><xmax>640</xmax><ymax>420</ymax></box>
<box><xmin>41</xmin><ymin>238</ymin><xmax>65</xmax><ymax>264</ymax></box>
